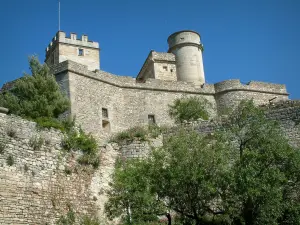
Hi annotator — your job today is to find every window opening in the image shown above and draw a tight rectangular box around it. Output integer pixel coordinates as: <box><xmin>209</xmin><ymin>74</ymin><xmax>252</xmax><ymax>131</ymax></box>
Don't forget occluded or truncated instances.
<box><xmin>78</xmin><ymin>48</ymin><xmax>84</xmax><ymax>56</ymax></box>
<box><xmin>148</xmin><ymin>115</ymin><xmax>156</xmax><ymax>125</ymax></box>
<box><xmin>102</xmin><ymin>108</ymin><xmax>108</xmax><ymax>118</ymax></box>
<box><xmin>163</xmin><ymin>66</ymin><xmax>168</xmax><ymax>71</ymax></box>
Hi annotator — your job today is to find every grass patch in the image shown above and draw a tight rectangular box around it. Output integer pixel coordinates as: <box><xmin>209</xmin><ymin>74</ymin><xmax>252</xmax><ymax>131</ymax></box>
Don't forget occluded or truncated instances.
<box><xmin>35</xmin><ymin>116</ymin><xmax>75</xmax><ymax>132</ymax></box>
<box><xmin>111</xmin><ymin>125</ymin><xmax>168</xmax><ymax>144</ymax></box>
<box><xmin>110</xmin><ymin>126</ymin><xmax>148</xmax><ymax>143</ymax></box>
<box><xmin>62</xmin><ymin>128</ymin><xmax>99</xmax><ymax>168</ymax></box>
<box><xmin>29</xmin><ymin>135</ymin><xmax>44</xmax><ymax>151</ymax></box>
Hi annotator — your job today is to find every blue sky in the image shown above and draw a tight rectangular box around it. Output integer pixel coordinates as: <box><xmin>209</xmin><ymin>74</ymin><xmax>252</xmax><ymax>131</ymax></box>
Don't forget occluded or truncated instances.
<box><xmin>0</xmin><ymin>0</ymin><xmax>299</xmax><ymax>98</ymax></box>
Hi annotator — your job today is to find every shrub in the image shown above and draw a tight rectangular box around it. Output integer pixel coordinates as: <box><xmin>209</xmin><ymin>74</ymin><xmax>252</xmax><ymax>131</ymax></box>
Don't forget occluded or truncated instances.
<box><xmin>77</xmin><ymin>154</ymin><xmax>100</xmax><ymax>169</ymax></box>
<box><xmin>148</xmin><ymin>124</ymin><xmax>169</xmax><ymax>138</ymax></box>
<box><xmin>168</xmin><ymin>96</ymin><xmax>211</xmax><ymax>123</ymax></box>
<box><xmin>57</xmin><ymin>208</ymin><xmax>76</xmax><ymax>225</ymax></box>
<box><xmin>80</xmin><ymin>215</ymin><xmax>102</xmax><ymax>225</ymax></box>
<box><xmin>29</xmin><ymin>135</ymin><xmax>44</xmax><ymax>151</ymax></box>
<box><xmin>63</xmin><ymin>129</ymin><xmax>97</xmax><ymax>155</ymax></box>
<box><xmin>6</xmin><ymin>155</ymin><xmax>14</xmax><ymax>166</ymax></box>
<box><xmin>111</xmin><ymin>126</ymin><xmax>148</xmax><ymax>143</ymax></box>
<box><xmin>35</xmin><ymin>117</ymin><xmax>65</xmax><ymax>131</ymax></box>
<box><xmin>35</xmin><ymin>115</ymin><xmax>76</xmax><ymax>132</ymax></box>
<box><xmin>62</xmin><ymin>128</ymin><xmax>99</xmax><ymax>167</ymax></box>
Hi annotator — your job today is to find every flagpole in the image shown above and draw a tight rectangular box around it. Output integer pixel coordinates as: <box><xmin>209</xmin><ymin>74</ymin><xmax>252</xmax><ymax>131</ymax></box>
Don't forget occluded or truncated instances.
<box><xmin>58</xmin><ymin>0</ymin><xmax>61</xmax><ymax>31</ymax></box>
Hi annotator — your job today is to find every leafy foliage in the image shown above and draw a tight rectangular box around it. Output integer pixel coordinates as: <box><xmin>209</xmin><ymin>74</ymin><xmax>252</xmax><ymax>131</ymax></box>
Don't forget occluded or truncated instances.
<box><xmin>56</xmin><ymin>207</ymin><xmax>102</xmax><ymax>225</ymax></box>
<box><xmin>0</xmin><ymin>56</ymin><xmax>70</xmax><ymax>119</ymax></box>
<box><xmin>63</xmin><ymin>128</ymin><xmax>99</xmax><ymax>168</ymax></box>
<box><xmin>168</xmin><ymin>96</ymin><xmax>210</xmax><ymax>123</ymax></box>
<box><xmin>110</xmin><ymin>126</ymin><xmax>148</xmax><ymax>143</ymax></box>
<box><xmin>105</xmin><ymin>158</ymin><xmax>166</xmax><ymax>224</ymax></box>
<box><xmin>106</xmin><ymin>100</ymin><xmax>300</xmax><ymax>225</ymax></box>
<box><xmin>29</xmin><ymin>135</ymin><xmax>44</xmax><ymax>151</ymax></box>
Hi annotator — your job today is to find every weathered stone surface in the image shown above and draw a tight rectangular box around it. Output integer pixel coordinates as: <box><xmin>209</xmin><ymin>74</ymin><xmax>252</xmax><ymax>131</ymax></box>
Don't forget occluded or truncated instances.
<box><xmin>0</xmin><ymin>114</ymin><xmax>105</xmax><ymax>224</ymax></box>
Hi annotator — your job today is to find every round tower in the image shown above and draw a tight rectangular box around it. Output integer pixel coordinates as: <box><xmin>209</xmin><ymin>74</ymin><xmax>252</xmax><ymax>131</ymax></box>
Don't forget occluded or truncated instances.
<box><xmin>167</xmin><ymin>30</ymin><xmax>205</xmax><ymax>84</ymax></box>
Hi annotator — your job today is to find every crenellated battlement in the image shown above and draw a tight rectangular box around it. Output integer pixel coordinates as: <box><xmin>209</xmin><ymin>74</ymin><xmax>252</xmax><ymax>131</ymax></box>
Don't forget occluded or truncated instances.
<box><xmin>46</xmin><ymin>31</ymin><xmax>99</xmax><ymax>53</ymax></box>
<box><xmin>214</xmin><ymin>79</ymin><xmax>288</xmax><ymax>95</ymax></box>
<box><xmin>45</xmin><ymin>31</ymin><xmax>100</xmax><ymax>71</ymax></box>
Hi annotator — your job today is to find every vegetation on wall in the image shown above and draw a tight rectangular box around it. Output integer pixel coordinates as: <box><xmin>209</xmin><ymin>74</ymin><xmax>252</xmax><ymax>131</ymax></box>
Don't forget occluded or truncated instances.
<box><xmin>168</xmin><ymin>96</ymin><xmax>211</xmax><ymax>123</ymax></box>
<box><xmin>63</xmin><ymin>128</ymin><xmax>100</xmax><ymax>168</ymax></box>
<box><xmin>110</xmin><ymin>125</ymin><xmax>168</xmax><ymax>145</ymax></box>
<box><xmin>56</xmin><ymin>207</ymin><xmax>101</xmax><ymax>225</ymax></box>
<box><xmin>0</xmin><ymin>56</ymin><xmax>70</xmax><ymax>121</ymax></box>
<box><xmin>0</xmin><ymin>56</ymin><xmax>100</xmax><ymax>167</ymax></box>
<box><xmin>105</xmin><ymin>100</ymin><xmax>300</xmax><ymax>225</ymax></box>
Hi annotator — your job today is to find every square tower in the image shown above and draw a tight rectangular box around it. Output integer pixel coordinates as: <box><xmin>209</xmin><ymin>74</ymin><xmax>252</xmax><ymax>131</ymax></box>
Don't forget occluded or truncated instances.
<box><xmin>45</xmin><ymin>31</ymin><xmax>100</xmax><ymax>71</ymax></box>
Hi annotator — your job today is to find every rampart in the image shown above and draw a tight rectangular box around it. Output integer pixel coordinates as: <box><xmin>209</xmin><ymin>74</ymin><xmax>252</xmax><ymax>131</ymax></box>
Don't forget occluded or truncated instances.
<box><xmin>50</xmin><ymin>60</ymin><xmax>289</xmax><ymax>140</ymax></box>
<box><xmin>0</xmin><ymin>111</ymin><xmax>107</xmax><ymax>225</ymax></box>
<box><xmin>1</xmin><ymin>100</ymin><xmax>300</xmax><ymax>224</ymax></box>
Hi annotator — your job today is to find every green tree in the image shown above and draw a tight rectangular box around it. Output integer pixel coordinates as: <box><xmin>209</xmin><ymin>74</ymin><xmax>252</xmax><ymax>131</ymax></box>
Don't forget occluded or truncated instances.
<box><xmin>105</xmin><ymin>158</ymin><xmax>166</xmax><ymax>224</ymax></box>
<box><xmin>106</xmin><ymin>100</ymin><xmax>300</xmax><ymax>225</ymax></box>
<box><xmin>168</xmin><ymin>96</ymin><xmax>210</xmax><ymax>123</ymax></box>
<box><xmin>0</xmin><ymin>55</ymin><xmax>70</xmax><ymax>119</ymax></box>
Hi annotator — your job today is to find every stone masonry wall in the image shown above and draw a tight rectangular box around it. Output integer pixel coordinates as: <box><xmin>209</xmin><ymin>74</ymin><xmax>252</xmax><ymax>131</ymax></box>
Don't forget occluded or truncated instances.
<box><xmin>0</xmin><ymin>112</ymin><xmax>119</xmax><ymax>225</ymax></box>
<box><xmin>1</xmin><ymin>100</ymin><xmax>300</xmax><ymax>224</ymax></box>
<box><xmin>52</xmin><ymin>61</ymin><xmax>288</xmax><ymax>140</ymax></box>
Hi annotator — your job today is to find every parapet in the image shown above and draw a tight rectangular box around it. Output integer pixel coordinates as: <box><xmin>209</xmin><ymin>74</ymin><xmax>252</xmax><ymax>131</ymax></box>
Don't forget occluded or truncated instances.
<box><xmin>214</xmin><ymin>79</ymin><xmax>288</xmax><ymax>95</ymax></box>
<box><xmin>167</xmin><ymin>30</ymin><xmax>203</xmax><ymax>52</ymax></box>
<box><xmin>45</xmin><ymin>31</ymin><xmax>99</xmax><ymax>53</ymax></box>
<box><xmin>51</xmin><ymin>60</ymin><xmax>215</xmax><ymax>95</ymax></box>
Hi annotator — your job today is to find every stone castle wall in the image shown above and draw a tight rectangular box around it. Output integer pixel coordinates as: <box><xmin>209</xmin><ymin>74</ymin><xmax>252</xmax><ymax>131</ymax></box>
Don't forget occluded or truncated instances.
<box><xmin>1</xmin><ymin>100</ymin><xmax>300</xmax><ymax>224</ymax></box>
<box><xmin>0</xmin><ymin>111</ymin><xmax>120</xmax><ymax>225</ymax></box>
<box><xmin>51</xmin><ymin>60</ymin><xmax>288</xmax><ymax>139</ymax></box>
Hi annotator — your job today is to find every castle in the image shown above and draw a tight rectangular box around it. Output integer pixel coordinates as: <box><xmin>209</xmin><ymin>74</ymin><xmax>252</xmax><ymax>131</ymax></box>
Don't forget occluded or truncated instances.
<box><xmin>0</xmin><ymin>30</ymin><xmax>298</xmax><ymax>224</ymax></box>
<box><xmin>44</xmin><ymin>30</ymin><xmax>288</xmax><ymax>139</ymax></box>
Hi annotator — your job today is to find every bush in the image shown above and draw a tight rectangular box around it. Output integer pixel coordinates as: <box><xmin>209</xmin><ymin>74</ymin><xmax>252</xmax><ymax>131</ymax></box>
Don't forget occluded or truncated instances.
<box><xmin>148</xmin><ymin>124</ymin><xmax>168</xmax><ymax>138</ymax></box>
<box><xmin>168</xmin><ymin>96</ymin><xmax>210</xmax><ymax>123</ymax></box>
<box><xmin>80</xmin><ymin>215</ymin><xmax>102</xmax><ymax>225</ymax></box>
<box><xmin>56</xmin><ymin>208</ymin><xmax>101</xmax><ymax>225</ymax></box>
<box><xmin>111</xmin><ymin>126</ymin><xmax>148</xmax><ymax>143</ymax></box>
<box><xmin>77</xmin><ymin>154</ymin><xmax>100</xmax><ymax>169</ymax></box>
<box><xmin>57</xmin><ymin>208</ymin><xmax>76</xmax><ymax>225</ymax></box>
<box><xmin>62</xmin><ymin>128</ymin><xmax>99</xmax><ymax>167</ymax></box>
<box><xmin>35</xmin><ymin>117</ymin><xmax>65</xmax><ymax>131</ymax></box>
<box><xmin>63</xmin><ymin>129</ymin><xmax>97</xmax><ymax>155</ymax></box>
<box><xmin>29</xmin><ymin>135</ymin><xmax>44</xmax><ymax>151</ymax></box>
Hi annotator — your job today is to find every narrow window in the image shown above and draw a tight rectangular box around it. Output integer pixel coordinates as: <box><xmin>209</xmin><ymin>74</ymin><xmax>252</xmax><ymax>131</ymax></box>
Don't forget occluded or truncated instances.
<box><xmin>170</xmin><ymin>69</ymin><xmax>173</xmax><ymax>73</ymax></box>
<box><xmin>102</xmin><ymin>108</ymin><xmax>108</xmax><ymax>118</ymax></box>
<box><xmin>148</xmin><ymin>115</ymin><xmax>156</xmax><ymax>125</ymax></box>
<box><xmin>78</xmin><ymin>48</ymin><xmax>84</xmax><ymax>56</ymax></box>
<box><xmin>102</xmin><ymin>120</ymin><xmax>111</xmax><ymax>132</ymax></box>
<box><xmin>163</xmin><ymin>66</ymin><xmax>168</xmax><ymax>71</ymax></box>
